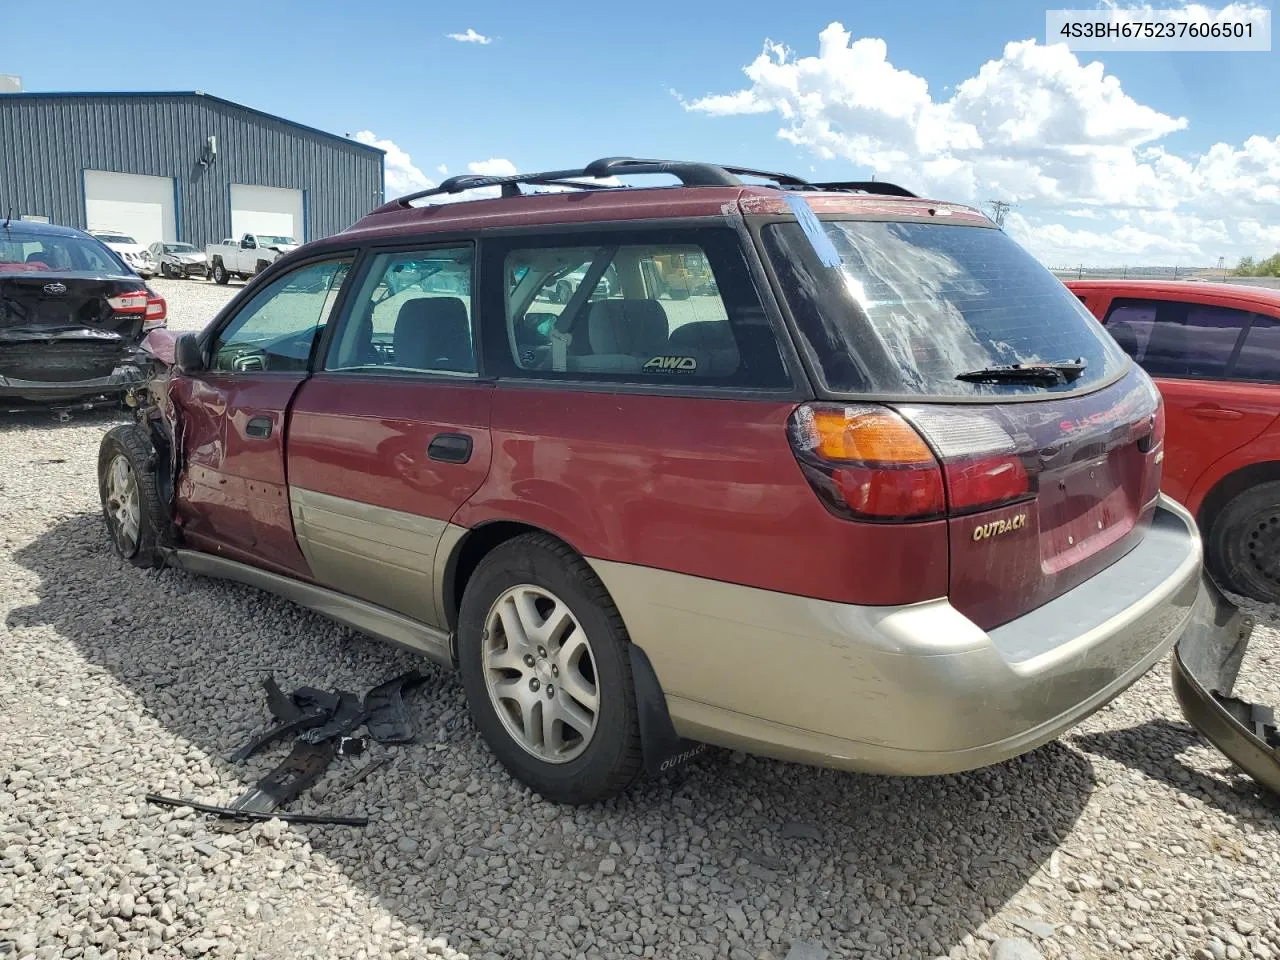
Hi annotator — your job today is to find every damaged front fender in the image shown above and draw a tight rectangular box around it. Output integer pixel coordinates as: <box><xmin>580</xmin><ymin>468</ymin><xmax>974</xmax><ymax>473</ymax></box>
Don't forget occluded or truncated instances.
<box><xmin>1172</xmin><ymin>575</ymin><xmax>1278</xmax><ymax>795</ymax></box>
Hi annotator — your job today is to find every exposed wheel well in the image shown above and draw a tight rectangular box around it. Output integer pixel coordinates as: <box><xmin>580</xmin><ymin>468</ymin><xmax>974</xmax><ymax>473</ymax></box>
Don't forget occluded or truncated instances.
<box><xmin>1197</xmin><ymin>460</ymin><xmax>1280</xmax><ymax>534</ymax></box>
<box><xmin>443</xmin><ymin>521</ymin><xmax>572</xmax><ymax>632</ymax></box>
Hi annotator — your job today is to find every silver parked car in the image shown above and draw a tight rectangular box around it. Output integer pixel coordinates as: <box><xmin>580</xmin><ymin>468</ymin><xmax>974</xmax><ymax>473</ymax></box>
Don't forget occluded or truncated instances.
<box><xmin>148</xmin><ymin>241</ymin><xmax>208</xmax><ymax>279</ymax></box>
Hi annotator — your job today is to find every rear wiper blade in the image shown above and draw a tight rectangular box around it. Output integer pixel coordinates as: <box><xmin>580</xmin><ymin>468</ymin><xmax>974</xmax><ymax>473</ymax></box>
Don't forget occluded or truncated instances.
<box><xmin>955</xmin><ymin>358</ymin><xmax>1087</xmax><ymax>386</ymax></box>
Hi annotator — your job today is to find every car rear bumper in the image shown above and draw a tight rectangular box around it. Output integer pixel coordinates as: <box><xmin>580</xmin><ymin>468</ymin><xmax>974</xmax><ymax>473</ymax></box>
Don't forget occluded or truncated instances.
<box><xmin>0</xmin><ymin>364</ymin><xmax>146</xmax><ymax>404</ymax></box>
<box><xmin>592</xmin><ymin>495</ymin><xmax>1206</xmax><ymax>775</ymax></box>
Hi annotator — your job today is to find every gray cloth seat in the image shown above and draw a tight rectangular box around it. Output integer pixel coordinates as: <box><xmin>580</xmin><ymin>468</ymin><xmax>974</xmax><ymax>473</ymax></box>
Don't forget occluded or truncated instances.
<box><xmin>667</xmin><ymin>320</ymin><xmax>740</xmax><ymax>377</ymax></box>
<box><xmin>393</xmin><ymin>297</ymin><xmax>473</xmax><ymax>372</ymax></box>
<box><xmin>566</xmin><ymin>299</ymin><xmax>670</xmax><ymax>373</ymax></box>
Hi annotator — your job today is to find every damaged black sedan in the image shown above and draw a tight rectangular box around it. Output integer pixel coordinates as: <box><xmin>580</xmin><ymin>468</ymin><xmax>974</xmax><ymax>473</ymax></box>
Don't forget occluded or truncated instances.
<box><xmin>1</xmin><ymin>218</ymin><xmax>166</xmax><ymax>412</ymax></box>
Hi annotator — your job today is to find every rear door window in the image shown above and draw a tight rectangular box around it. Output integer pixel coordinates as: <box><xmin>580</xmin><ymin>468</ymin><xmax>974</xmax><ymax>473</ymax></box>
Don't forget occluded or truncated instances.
<box><xmin>485</xmin><ymin>228</ymin><xmax>790</xmax><ymax>388</ymax></box>
<box><xmin>1234</xmin><ymin>314</ymin><xmax>1280</xmax><ymax>383</ymax></box>
<box><xmin>763</xmin><ymin>219</ymin><xmax>1128</xmax><ymax>397</ymax></box>
<box><xmin>1104</xmin><ymin>299</ymin><xmax>1249</xmax><ymax>379</ymax></box>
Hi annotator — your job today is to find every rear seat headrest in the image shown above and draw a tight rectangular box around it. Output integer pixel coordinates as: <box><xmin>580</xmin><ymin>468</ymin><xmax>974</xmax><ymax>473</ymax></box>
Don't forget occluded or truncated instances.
<box><xmin>586</xmin><ymin>300</ymin><xmax>670</xmax><ymax>356</ymax></box>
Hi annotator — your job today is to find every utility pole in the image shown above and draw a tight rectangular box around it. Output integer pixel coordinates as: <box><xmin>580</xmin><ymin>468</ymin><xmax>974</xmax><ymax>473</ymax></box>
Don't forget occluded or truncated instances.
<box><xmin>986</xmin><ymin>200</ymin><xmax>1015</xmax><ymax>228</ymax></box>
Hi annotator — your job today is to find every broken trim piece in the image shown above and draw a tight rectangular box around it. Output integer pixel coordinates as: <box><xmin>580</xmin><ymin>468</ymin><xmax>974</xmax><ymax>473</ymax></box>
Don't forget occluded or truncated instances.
<box><xmin>145</xmin><ymin>793</ymin><xmax>368</xmax><ymax>827</ymax></box>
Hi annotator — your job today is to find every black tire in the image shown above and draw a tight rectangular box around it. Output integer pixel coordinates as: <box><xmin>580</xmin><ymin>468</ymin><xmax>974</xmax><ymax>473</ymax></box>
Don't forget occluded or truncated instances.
<box><xmin>97</xmin><ymin>423</ymin><xmax>167</xmax><ymax>568</ymax></box>
<box><xmin>555</xmin><ymin>280</ymin><xmax>572</xmax><ymax>305</ymax></box>
<box><xmin>159</xmin><ymin>261</ymin><xmax>173</xmax><ymax>279</ymax></box>
<box><xmin>255</xmin><ymin>259</ymin><xmax>270</xmax><ymax>275</ymax></box>
<box><xmin>1205</xmin><ymin>481</ymin><xmax>1280</xmax><ymax>603</ymax></box>
<box><xmin>212</xmin><ymin>260</ymin><xmax>229</xmax><ymax>284</ymax></box>
<box><xmin>457</xmin><ymin>533</ymin><xmax>643</xmax><ymax>804</ymax></box>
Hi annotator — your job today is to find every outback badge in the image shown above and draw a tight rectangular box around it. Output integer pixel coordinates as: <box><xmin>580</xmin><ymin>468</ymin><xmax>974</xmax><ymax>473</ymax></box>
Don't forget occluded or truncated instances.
<box><xmin>972</xmin><ymin>513</ymin><xmax>1028</xmax><ymax>541</ymax></box>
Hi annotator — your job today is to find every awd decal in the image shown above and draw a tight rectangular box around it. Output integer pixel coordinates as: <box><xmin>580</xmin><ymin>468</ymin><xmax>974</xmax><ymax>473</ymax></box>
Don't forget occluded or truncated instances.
<box><xmin>972</xmin><ymin>513</ymin><xmax>1028</xmax><ymax>541</ymax></box>
<box><xmin>643</xmin><ymin>355</ymin><xmax>697</xmax><ymax>374</ymax></box>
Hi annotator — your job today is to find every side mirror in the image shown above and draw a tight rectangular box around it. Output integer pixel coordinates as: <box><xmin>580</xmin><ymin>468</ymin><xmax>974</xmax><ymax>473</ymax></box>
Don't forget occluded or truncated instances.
<box><xmin>174</xmin><ymin>332</ymin><xmax>206</xmax><ymax>373</ymax></box>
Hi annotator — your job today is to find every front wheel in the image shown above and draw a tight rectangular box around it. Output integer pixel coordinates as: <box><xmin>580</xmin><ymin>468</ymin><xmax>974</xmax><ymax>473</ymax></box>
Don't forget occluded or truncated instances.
<box><xmin>212</xmin><ymin>260</ymin><xmax>229</xmax><ymax>284</ymax></box>
<box><xmin>457</xmin><ymin>533</ymin><xmax>642</xmax><ymax>804</ymax></box>
<box><xmin>97</xmin><ymin>424</ymin><xmax>168</xmax><ymax>568</ymax></box>
<box><xmin>1205</xmin><ymin>481</ymin><xmax>1280</xmax><ymax>603</ymax></box>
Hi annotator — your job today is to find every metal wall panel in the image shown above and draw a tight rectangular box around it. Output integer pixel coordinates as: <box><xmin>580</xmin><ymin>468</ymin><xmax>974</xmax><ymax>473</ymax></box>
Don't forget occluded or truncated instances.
<box><xmin>0</xmin><ymin>92</ymin><xmax>384</xmax><ymax>247</ymax></box>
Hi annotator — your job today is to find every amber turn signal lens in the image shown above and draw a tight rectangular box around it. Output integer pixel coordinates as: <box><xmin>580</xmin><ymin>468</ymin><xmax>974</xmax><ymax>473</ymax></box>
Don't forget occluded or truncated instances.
<box><xmin>804</xmin><ymin>407</ymin><xmax>937</xmax><ymax>465</ymax></box>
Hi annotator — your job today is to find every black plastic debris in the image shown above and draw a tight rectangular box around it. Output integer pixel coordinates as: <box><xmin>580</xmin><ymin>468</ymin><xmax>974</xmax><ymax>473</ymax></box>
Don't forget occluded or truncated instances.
<box><xmin>228</xmin><ymin>676</ymin><xmax>329</xmax><ymax>764</ymax></box>
<box><xmin>364</xmin><ymin>669</ymin><xmax>428</xmax><ymax>743</ymax></box>
<box><xmin>299</xmin><ymin>691</ymin><xmax>364</xmax><ymax>745</ymax></box>
<box><xmin>145</xmin><ymin>793</ymin><xmax>369</xmax><ymax>827</ymax></box>
<box><xmin>148</xmin><ymin>669</ymin><xmax>427</xmax><ymax>828</ymax></box>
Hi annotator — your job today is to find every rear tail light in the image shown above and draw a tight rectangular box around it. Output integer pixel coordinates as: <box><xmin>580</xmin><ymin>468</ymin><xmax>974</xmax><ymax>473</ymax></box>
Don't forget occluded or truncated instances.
<box><xmin>788</xmin><ymin>403</ymin><xmax>1035</xmax><ymax>523</ymax></box>
<box><xmin>107</xmin><ymin>291</ymin><xmax>148</xmax><ymax>314</ymax></box>
<box><xmin>143</xmin><ymin>293</ymin><xmax>167</xmax><ymax>330</ymax></box>
<box><xmin>788</xmin><ymin>404</ymin><xmax>946</xmax><ymax>521</ymax></box>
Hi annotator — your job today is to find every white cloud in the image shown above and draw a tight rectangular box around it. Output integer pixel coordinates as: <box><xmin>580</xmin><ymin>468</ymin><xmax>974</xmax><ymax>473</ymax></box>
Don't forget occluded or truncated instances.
<box><xmin>436</xmin><ymin>164</ymin><xmax>449</xmax><ymax>176</ymax></box>
<box><xmin>684</xmin><ymin>21</ymin><xmax>1280</xmax><ymax>264</ymax></box>
<box><xmin>447</xmin><ymin>28</ymin><xmax>492</xmax><ymax>44</ymax></box>
<box><xmin>467</xmin><ymin>158</ymin><xmax>519</xmax><ymax>177</ymax></box>
<box><xmin>353</xmin><ymin>130</ymin><xmax>434</xmax><ymax>197</ymax></box>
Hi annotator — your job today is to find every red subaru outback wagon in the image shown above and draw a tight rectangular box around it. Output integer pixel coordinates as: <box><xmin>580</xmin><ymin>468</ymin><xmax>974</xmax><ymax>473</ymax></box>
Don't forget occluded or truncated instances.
<box><xmin>1068</xmin><ymin>280</ymin><xmax>1280</xmax><ymax>603</ymax></box>
<box><xmin>99</xmin><ymin>158</ymin><xmax>1204</xmax><ymax>804</ymax></box>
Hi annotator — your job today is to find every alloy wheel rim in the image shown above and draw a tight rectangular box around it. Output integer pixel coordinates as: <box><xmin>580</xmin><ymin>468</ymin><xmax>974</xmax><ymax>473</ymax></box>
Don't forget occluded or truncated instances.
<box><xmin>104</xmin><ymin>454</ymin><xmax>140</xmax><ymax>556</ymax></box>
<box><xmin>482</xmin><ymin>584</ymin><xmax>599</xmax><ymax>764</ymax></box>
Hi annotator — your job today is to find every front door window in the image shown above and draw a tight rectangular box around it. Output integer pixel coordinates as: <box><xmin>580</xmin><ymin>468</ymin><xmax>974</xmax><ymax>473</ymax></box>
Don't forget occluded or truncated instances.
<box><xmin>210</xmin><ymin>258</ymin><xmax>351</xmax><ymax>373</ymax></box>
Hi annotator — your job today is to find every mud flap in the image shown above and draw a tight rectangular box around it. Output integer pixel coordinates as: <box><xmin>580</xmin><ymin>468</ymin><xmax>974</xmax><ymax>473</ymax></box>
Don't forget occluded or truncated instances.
<box><xmin>629</xmin><ymin>645</ymin><xmax>708</xmax><ymax>776</ymax></box>
<box><xmin>1172</xmin><ymin>575</ymin><xmax>1279</xmax><ymax>795</ymax></box>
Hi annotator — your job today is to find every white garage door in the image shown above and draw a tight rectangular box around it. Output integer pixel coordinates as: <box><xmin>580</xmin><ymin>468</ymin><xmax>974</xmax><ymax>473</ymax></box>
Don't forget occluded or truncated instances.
<box><xmin>230</xmin><ymin>184</ymin><xmax>305</xmax><ymax>242</ymax></box>
<box><xmin>84</xmin><ymin>171</ymin><xmax>176</xmax><ymax>248</ymax></box>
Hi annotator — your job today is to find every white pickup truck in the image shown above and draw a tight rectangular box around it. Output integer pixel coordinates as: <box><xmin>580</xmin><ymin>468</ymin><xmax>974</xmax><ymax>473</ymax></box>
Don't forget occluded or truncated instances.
<box><xmin>206</xmin><ymin>232</ymin><xmax>299</xmax><ymax>284</ymax></box>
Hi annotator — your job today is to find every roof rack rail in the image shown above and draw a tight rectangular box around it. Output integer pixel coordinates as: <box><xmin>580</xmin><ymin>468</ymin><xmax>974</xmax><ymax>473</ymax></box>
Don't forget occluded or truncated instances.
<box><xmin>374</xmin><ymin>157</ymin><xmax>916</xmax><ymax>211</ymax></box>
<box><xmin>784</xmin><ymin>180</ymin><xmax>918</xmax><ymax>198</ymax></box>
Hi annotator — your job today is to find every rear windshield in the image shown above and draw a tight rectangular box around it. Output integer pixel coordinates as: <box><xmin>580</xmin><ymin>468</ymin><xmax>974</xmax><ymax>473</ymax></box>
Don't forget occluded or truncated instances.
<box><xmin>0</xmin><ymin>230</ymin><xmax>125</xmax><ymax>275</ymax></box>
<box><xmin>763</xmin><ymin>219</ymin><xmax>1128</xmax><ymax>397</ymax></box>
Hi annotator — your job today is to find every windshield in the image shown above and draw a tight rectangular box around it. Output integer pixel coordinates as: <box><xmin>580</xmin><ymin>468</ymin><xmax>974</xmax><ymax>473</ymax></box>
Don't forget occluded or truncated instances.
<box><xmin>763</xmin><ymin>219</ymin><xmax>1128</xmax><ymax>397</ymax></box>
<box><xmin>165</xmin><ymin>243</ymin><xmax>197</xmax><ymax>253</ymax></box>
<box><xmin>1</xmin><ymin>230</ymin><xmax>126</xmax><ymax>275</ymax></box>
<box><xmin>257</xmin><ymin>235</ymin><xmax>295</xmax><ymax>246</ymax></box>
<box><xmin>94</xmin><ymin>233</ymin><xmax>135</xmax><ymax>245</ymax></box>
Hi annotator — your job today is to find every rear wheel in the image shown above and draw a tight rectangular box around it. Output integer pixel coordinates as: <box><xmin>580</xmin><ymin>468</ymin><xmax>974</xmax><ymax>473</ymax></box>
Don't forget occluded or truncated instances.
<box><xmin>97</xmin><ymin>424</ymin><xmax>167</xmax><ymax>568</ymax></box>
<box><xmin>1206</xmin><ymin>480</ymin><xmax>1280</xmax><ymax>603</ymax></box>
<box><xmin>457</xmin><ymin>533</ymin><xmax>642</xmax><ymax>804</ymax></box>
<box><xmin>212</xmin><ymin>260</ymin><xmax>229</xmax><ymax>284</ymax></box>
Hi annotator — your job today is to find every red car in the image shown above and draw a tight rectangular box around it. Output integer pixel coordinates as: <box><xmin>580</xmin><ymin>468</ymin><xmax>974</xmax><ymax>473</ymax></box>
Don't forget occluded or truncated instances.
<box><xmin>98</xmin><ymin>158</ymin><xmax>1209</xmax><ymax>804</ymax></box>
<box><xmin>1068</xmin><ymin>280</ymin><xmax>1280</xmax><ymax>603</ymax></box>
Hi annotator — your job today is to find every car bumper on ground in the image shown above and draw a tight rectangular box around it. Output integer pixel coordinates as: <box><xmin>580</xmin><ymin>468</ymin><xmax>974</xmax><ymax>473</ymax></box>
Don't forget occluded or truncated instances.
<box><xmin>594</xmin><ymin>495</ymin><xmax>1209</xmax><ymax>775</ymax></box>
<box><xmin>0</xmin><ymin>364</ymin><xmax>147</xmax><ymax>406</ymax></box>
<box><xmin>1172</xmin><ymin>577</ymin><xmax>1274</xmax><ymax>794</ymax></box>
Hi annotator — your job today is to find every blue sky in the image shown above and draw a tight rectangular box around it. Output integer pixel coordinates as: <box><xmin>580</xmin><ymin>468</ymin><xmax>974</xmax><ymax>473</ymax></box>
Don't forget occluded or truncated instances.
<box><xmin>5</xmin><ymin>0</ymin><xmax>1278</xmax><ymax>266</ymax></box>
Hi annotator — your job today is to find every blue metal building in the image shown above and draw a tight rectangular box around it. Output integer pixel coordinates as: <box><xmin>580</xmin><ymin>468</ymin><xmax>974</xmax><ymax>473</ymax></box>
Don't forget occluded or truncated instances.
<box><xmin>0</xmin><ymin>91</ymin><xmax>384</xmax><ymax>249</ymax></box>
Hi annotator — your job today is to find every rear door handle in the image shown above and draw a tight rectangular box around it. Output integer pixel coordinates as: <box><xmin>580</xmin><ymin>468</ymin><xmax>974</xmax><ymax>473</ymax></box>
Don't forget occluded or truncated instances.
<box><xmin>427</xmin><ymin>432</ymin><xmax>473</xmax><ymax>464</ymax></box>
<box><xmin>1189</xmin><ymin>405</ymin><xmax>1244</xmax><ymax>421</ymax></box>
<box><xmin>245</xmin><ymin>415</ymin><xmax>273</xmax><ymax>438</ymax></box>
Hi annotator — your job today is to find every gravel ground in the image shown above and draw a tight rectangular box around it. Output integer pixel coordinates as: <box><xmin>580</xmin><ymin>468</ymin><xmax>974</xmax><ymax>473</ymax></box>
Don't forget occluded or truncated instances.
<box><xmin>1</xmin><ymin>276</ymin><xmax>1279</xmax><ymax>960</ymax></box>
